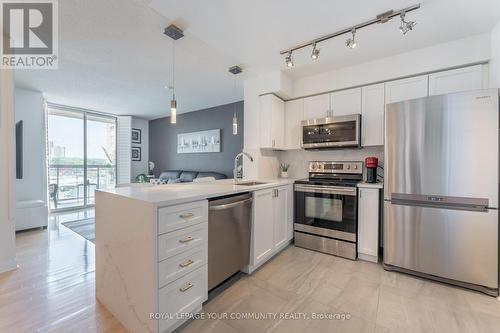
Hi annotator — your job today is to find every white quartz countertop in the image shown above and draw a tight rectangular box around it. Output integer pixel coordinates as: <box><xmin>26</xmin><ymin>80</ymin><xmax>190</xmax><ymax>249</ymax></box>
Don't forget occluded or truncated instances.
<box><xmin>357</xmin><ymin>181</ymin><xmax>384</xmax><ymax>189</ymax></box>
<box><xmin>97</xmin><ymin>178</ymin><xmax>295</xmax><ymax>207</ymax></box>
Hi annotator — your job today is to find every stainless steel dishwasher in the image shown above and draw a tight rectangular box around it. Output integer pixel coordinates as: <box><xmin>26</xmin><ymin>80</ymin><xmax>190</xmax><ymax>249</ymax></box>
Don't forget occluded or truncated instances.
<box><xmin>208</xmin><ymin>192</ymin><xmax>252</xmax><ymax>290</ymax></box>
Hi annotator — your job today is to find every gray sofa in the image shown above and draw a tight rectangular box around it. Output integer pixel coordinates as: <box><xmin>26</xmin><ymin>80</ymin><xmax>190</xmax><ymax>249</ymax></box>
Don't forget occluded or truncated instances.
<box><xmin>158</xmin><ymin>170</ymin><xmax>227</xmax><ymax>183</ymax></box>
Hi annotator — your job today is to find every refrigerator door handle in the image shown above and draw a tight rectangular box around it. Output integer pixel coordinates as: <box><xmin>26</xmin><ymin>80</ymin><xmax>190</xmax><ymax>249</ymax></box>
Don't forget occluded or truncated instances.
<box><xmin>391</xmin><ymin>193</ymin><xmax>489</xmax><ymax>212</ymax></box>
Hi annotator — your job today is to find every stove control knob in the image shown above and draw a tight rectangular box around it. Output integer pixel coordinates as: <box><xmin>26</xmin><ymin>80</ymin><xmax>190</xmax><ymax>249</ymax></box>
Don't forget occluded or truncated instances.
<box><xmin>346</xmin><ymin>165</ymin><xmax>350</xmax><ymax>170</ymax></box>
<box><xmin>353</xmin><ymin>164</ymin><xmax>358</xmax><ymax>170</ymax></box>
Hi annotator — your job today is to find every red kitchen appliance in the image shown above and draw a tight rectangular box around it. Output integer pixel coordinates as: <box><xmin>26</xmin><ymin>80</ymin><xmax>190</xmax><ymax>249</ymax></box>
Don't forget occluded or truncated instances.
<box><xmin>365</xmin><ymin>157</ymin><xmax>378</xmax><ymax>183</ymax></box>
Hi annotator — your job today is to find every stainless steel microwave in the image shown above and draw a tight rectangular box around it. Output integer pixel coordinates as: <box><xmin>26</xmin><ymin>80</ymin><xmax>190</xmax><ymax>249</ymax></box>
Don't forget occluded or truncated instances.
<box><xmin>301</xmin><ymin>114</ymin><xmax>361</xmax><ymax>149</ymax></box>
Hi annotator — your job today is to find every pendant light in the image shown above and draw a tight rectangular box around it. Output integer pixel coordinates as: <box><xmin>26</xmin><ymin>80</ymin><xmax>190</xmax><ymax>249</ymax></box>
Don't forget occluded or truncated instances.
<box><xmin>170</xmin><ymin>40</ymin><xmax>177</xmax><ymax>124</ymax></box>
<box><xmin>163</xmin><ymin>24</ymin><xmax>184</xmax><ymax>124</ymax></box>
<box><xmin>228</xmin><ymin>66</ymin><xmax>242</xmax><ymax>135</ymax></box>
<box><xmin>232</xmin><ymin>112</ymin><xmax>238</xmax><ymax>135</ymax></box>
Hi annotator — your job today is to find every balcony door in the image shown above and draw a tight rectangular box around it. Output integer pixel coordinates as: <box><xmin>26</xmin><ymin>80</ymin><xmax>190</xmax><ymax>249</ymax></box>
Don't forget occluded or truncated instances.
<box><xmin>47</xmin><ymin>107</ymin><xmax>116</xmax><ymax>211</ymax></box>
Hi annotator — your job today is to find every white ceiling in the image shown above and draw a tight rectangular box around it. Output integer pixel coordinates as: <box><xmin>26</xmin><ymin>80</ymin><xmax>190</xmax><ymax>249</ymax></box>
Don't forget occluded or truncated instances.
<box><xmin>14</xmin><ymin>0</ymin><xmax>500</xmax><ymax>119</ymax></box>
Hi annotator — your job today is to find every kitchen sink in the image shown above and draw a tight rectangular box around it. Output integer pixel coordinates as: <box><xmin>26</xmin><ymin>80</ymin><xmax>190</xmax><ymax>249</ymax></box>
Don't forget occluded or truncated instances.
<box><xmin>234</xmin><ymin>181</ymin><xmax>268</xmax><ymax>186</ymax></box>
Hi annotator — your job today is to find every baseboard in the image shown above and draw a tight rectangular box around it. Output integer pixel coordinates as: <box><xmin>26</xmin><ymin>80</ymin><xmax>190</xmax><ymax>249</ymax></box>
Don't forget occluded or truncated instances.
<box><xmin>0</xmin><ymin>258</ymin><xmax>18</xmax><ymax>274</ymax></box>
<box><xmin>358</xmin><ymin>253</ymin><xmax>378</xmax><ymax>263</ymax></box>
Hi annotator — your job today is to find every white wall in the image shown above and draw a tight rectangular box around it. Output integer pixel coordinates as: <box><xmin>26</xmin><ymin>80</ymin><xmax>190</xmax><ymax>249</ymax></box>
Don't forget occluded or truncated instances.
<box><xmin>117</xmin><ymin>116</ymin><xmax>132</xmax><ymax>184</ymax></box>
<box><xmin>293</xmin><ymin>33</ymin><xmax>491</xmax><ymax>97</ymax></box>
<box><xmin>0</xmin><ymin>61</ymin><xmax>18</xmax><ymax>272</ymax></box>
<box><xmin>14</xmin><ymin>88</ymin><xmax>47</xmax><ymax>205</ymax></box>
<box><xmin>490</xmin><ymin>21</ymin><xmax>500</xmax><ymax>88</ymax></box>
<box><xmin>131</xmin><ymin>117</ymin><xmax>149</xmax><ymax>179</ymax></box>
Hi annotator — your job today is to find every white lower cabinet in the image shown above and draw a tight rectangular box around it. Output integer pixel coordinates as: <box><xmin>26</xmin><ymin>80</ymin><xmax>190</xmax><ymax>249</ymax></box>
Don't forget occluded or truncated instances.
<box><xmin>156</xmin><ymin>200</ymin><xmax>209</xmax><ymax>333</ymax></box>
<box><xmin>357</xmin><ymin>187</ymin><xmax>380</xmax><ymax>263</ymax></box>
<box><xmin>250</xmin><ymin>185</ymin><xmax>293</xmax><ymax>271</ymax></box>
<box><xmin>252</xmin><ymin>189</ymin><xmax>274</xmax><ymax>265</ymax></box>
<box><xmin>158</xmin><ymin>265</ymin><xmax>208</xmax><ymax>333</ymax></box>
<box><xmin>158</xmin><ymin>245</ymin><xmax>207</xmax><ymax>287</ymax></box>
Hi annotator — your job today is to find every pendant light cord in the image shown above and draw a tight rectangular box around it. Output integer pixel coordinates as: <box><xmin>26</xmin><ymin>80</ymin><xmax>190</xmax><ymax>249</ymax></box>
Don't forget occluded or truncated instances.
<box><xmin>233</xmin><ymin>74</ymin><xmax>236</xmax><ymax>115</ymax></box>
<box><xmin>172</xmin><ymin>40</ymin><xmax>175</xmax><ymax>99</ymax></box>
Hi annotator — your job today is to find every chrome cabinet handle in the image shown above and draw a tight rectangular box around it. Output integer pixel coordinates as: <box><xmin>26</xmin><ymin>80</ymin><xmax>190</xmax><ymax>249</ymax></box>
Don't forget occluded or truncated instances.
<box><xmin>179</xmin><ymin>259</ymin><xmax>194</xmax><ymax>268</ymax></box>
<box><xmin>179</xmin><ymin>236</ymin><xmax>194</xmax><ymax>243</ymax></box>
<box><xmin>179</xmin><ymin>212</ymin><xmax>194</xmax><ymax>219</ymax></box>
<box><xmin>179</xmin><ymin>282</ymin><xmax>194</xmax><ymax>292</ymax></box>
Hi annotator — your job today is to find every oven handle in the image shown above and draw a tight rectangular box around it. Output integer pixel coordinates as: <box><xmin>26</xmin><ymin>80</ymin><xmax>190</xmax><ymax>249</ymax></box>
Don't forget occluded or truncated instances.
<box><xmin>294</xmin><ymin>184</ymin><xmax>357</xmax><ymax>196</ymax></box>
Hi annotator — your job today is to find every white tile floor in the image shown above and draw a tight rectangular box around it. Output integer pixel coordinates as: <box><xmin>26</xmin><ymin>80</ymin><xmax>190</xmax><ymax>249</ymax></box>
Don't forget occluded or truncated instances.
<box><xmin>181</xmin><ymin>246</ymin><xmax>500</xmax><ymax>333</ymax></box>
<box><xmin>12</xmin><ymin>208</ymin><xmax>500</xmax><ymax>333</ymax></box>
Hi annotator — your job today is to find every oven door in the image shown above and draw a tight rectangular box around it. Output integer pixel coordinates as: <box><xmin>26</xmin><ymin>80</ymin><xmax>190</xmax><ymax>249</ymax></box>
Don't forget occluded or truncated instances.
<box><xmin>294</xmin><ymin>184</ymin><xmax>357</xmax><ymax>242</ymax></box>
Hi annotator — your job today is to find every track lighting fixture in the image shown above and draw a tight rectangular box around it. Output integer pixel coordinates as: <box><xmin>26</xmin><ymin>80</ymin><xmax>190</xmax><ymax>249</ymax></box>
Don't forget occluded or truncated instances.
<box><xmin>345</xmin><ymin>29</ymin><xmax>357</xmax><ymax>49</ymax></box>
<box><xmin>280</xmin><ymin>3</ymin><xmax>420</xmax><ymax>66</ymax></box>
<box><xmin>285</xmin><ymin>51</ymin><xmax>294</xmax><ymax>67</ymax></box>
<box><xmin>311</xmin><ymin>42</ymin><xmax>320</xmax><ymax>60</ymax></box>
<box><xmin>399</xmin><ymin>11</ymin><xmax>416</xmax><ymax>35</ymax></box>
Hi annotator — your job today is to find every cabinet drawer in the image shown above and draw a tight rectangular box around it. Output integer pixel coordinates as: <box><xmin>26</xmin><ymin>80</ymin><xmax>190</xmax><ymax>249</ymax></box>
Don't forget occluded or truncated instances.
<box><xmin>158</xmin><ymin>223</ymin><xmax>207</xmax><ymax>261</ymax></box>
<box><xmin>158</xmin><ymin>245</ymin><xmax>207</xmax><ymax>288</ymax></box>
<box><xmin>158</xmin><ymin>265</ymin><xmax>208</xmax><ymax>333</ymax></box>
<box><xmin>158</xmin><ymin>200</ymin><xmax>208</xmax><ymax>234</ymax></box>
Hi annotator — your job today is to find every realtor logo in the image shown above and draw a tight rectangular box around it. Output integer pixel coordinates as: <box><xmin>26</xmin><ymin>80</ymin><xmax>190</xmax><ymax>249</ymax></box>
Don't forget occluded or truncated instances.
<box><xmin>1</xmin><ymin>0</ymin><xmax>58</xmax><ymax>69</ymax></box>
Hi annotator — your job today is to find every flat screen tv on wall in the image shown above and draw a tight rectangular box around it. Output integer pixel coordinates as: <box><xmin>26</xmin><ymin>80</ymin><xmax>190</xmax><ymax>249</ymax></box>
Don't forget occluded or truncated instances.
<box><xmin>16</xmin><ymin>120</ymin><xmax>23</xmax><ymax>179</ymax></box>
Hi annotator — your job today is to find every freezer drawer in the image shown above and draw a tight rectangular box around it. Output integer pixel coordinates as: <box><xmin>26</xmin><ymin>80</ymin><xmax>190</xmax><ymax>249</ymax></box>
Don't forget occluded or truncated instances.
<box><xmin>384</xmin><ymin>201</ymin><xmax>498</xmax><ymax>289</ymax></box>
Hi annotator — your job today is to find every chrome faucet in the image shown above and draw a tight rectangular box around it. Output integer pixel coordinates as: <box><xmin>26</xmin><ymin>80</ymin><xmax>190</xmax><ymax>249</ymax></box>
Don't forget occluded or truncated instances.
<box><xmin>233</xmin><ymin>152</ymin><xmax>254</xmax><ymax>182</ymax></box>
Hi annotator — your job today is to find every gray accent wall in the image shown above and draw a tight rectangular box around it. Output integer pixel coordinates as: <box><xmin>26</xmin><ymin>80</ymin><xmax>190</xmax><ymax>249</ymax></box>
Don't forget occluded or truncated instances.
<box><xmin>149</xmin><ymin>101</ymin><xmax>243</xmax><ymax>178</ymax></box>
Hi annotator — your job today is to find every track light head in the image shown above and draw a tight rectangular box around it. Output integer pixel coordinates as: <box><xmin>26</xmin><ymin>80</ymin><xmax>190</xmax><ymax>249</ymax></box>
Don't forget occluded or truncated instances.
<box><xmin>346</xmin><ymin>29</ymin><xmax>357</xmax><ymax>49</ymax></box>
<box><xmin>285</xmin><ymin>51</ymin><xmax>294</xmax><ymax>67</ymax></box>
<box><xmin>399</xmin><ymin>11</ymin><xmax>416</xmax><ymax>35</ymax></box>
<box><xmin>311</xmin><ymin>42</ymin><xmax>320</xmax><ymax>60</ymax></box>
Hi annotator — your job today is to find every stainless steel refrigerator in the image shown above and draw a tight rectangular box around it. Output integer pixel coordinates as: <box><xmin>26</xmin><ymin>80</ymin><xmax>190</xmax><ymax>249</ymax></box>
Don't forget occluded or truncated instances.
<box><xmin>384</xmin><ymin>89</ymin><xmax>499</xmax><ymax>296</ymax></box>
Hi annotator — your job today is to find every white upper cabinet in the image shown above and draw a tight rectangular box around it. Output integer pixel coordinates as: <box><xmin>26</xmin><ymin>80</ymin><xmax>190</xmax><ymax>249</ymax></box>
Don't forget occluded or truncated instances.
<box><xmin>284</xmin><ymin>99</ymin><xmax>304</xmax><ymax>150</ymax></box>
<box><xmin>330</xmin><ymin>87</ymin><xmax>362</xmax><ymax>117</ymax></box>
<box><xmin>361</xmin><ymin>83</ymin><xmax>385</xmax><ymax>146</ymax></box>
<box><xmin>259</xmin><ymin>94</ymin><xmax>285</xmax><ymax>150</ymax></box>
<box><xmin>428</xmin><ymin>65</ymin><xmax>487</xmax><ymax>96</ymax></box>
<box><xmin>385</xmin><ymin>75</ymin><xmax>428</xmax><ymax>104</ymax></box>
<box><xmin>303</xmin><ymin>93</ymin><xmax>330</xmax><ymax>120</ymax></box>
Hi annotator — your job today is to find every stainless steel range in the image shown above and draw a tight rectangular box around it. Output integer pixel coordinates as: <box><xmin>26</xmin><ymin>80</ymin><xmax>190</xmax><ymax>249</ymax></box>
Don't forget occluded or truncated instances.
<box><xmin>294</xmin><ymin>161</ymin><xmax>363</xmax><ymax>260</ymax></box>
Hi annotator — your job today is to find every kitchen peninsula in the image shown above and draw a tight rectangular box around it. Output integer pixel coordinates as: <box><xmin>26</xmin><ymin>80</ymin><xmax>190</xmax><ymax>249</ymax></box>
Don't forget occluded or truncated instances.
<box><xmin>95</xmin><ymin>179</ymin><xmax>294</xmax><ymax>333</ymax></box>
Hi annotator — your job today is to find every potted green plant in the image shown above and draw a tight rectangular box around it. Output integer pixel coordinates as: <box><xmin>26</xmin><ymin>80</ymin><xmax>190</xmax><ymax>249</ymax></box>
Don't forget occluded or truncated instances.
<box><xmin>280</xmin><ymin>163</ymin><xmax>290</xmax><ymax>178</ymax></box>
